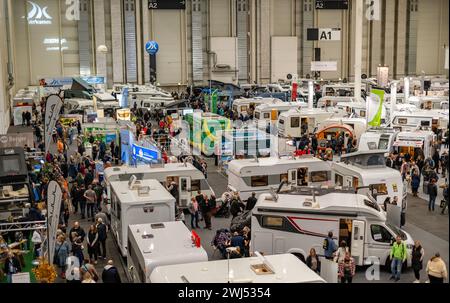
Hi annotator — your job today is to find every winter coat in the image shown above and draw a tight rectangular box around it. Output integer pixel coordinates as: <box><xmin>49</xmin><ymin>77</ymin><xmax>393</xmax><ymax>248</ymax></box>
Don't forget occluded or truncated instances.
<box><xmin>54</xmin><ymin>240</ymin><xmax>71</xmax><ymax>267</ymax></box>
<box><xmin>102</xmin><ymin>265</ymin><xmax>121</xmax><ymax>283</ymax></box>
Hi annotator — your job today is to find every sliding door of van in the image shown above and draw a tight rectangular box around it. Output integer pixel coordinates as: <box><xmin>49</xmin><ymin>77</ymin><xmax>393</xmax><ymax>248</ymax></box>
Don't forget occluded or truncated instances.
<box><xmin>351</xmin><ymin>220</ymin><xmax>365</xmax><ymax>266</ymax></box>
<box><xmin>179</xmin><ymin>177</ymin><xmax>191</xmax><ymax>208</ymax></box>
<box><xmin>288</xmin><ymin>169</ymin><xmax>297</xmax><ymax>185</ymax></box>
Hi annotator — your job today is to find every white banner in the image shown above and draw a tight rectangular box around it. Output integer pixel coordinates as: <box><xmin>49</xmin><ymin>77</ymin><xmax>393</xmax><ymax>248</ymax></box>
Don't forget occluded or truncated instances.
<box><xmin>376</xmin><ymin>66</ymin><xmax>389</xmax><ymax>87</ymax></box>
<box><xmin>44</xmin><ymin>95</ymin><xmax>63</xmax><ymax>154</ymax></box>
<box><xmin>445</xmin><ymin>47</ymin><xmax>449</xmax><ymax>70</ymax></box>
<box><xmin>46</xmin><ymin>180</ymin><xmax>62</xmax><ymax>264</ymax></box>
<box><xmin>310</xmin><ymin>61</ymin><xmax>338</xmax><ymax>71</ymax></box>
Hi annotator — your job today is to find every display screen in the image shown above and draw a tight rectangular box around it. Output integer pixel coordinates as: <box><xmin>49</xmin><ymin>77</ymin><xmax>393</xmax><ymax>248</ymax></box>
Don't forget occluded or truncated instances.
<box><xmin>2</xmin><ymin>156</ymin><xmax>21</xmax><ymax>174</ymax></box>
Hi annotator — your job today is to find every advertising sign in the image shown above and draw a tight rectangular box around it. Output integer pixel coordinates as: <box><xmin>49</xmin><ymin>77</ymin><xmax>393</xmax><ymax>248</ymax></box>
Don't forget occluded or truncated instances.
<box><xmin>367</xmin><ymin>89</ymin><xmax>385</xmax><ymax>127</ymax></box>
<box><xmin>0</xmin><ymin>133</ymin><xmax>34</xmax><ymax>149</ymax></box>
<box><xmin>145</xmin><ymin>41</ymin><xmax>159</xmax><ymax>55</ymax></box>
<box><xmin>46</xmin><ymin>181</ymin><xmax>62</xmax><ymax>264</ymax></box>
<box><xmin>376</xmin><ymin>66</ymin><xmax>389</xmax><ymax>87</ymax></box>
<box><xmin>13</xmin><ymin>106</ymin><xmax>33</xmax><ymax>126</ymax></box>
<box><xmin>310</xmin><ymin>61</ymin><xmax>338</xmax><ymax>71</ymax></box>
<box><xmin>44</xmin><ymin>95</ymin><xmax>63</xmax><ymax>153</ymax></box>
<box><xmin>132</xmin><ymin>143</ymin><xmax>160</xmax><ymax>163</ymax></box>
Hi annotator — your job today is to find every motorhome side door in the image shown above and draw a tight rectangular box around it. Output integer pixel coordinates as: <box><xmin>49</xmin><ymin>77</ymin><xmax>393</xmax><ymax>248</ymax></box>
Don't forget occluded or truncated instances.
<box><xmin>351</xmin><ymin>220</ymin><xmax>365</xmax><ymax>266</ymax></box>
<box><xmin>253</xmin><ymin>232</ymin><xmax>274</xmax><ymax>255</ymax></box>
<box><xmin>179</xmin><ymin>177</ymin><xmax>191</xmax><ymax>208</ymax></box>
<box><xmin>288</xmin><ymin>169</ymin><xmax>297</xmax><ymax>185</ymax></box>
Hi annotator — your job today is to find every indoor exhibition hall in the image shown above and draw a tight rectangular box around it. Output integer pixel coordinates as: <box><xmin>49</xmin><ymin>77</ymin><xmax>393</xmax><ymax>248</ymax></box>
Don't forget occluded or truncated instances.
<box><xmin>0</xmin><ymin>0</ymin><xmax>448</xmax><ymax>291</ymax></box>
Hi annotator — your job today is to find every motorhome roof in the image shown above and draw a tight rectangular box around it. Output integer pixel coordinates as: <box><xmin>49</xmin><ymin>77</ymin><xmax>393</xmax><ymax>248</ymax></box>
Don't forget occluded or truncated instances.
<box><xmin>228</xmin><ymin>156</ymin><xmax>329</xmax><ymax>175</ymax></box>
<box><xmin>255</xmin><ymin>190</ymin><xmax>384</xmax><ymax>220</ymax></box>
<box><xmin>104</xmin><ymin>162</ymin><xmax>204</xmax><ymax>180</ymax></box>
<box><xmin>279</xmin><ymin>108</ymin><xmax>331</xmax><ymax>116</ymax></box>
<box><xmin>332</xmin><ymin>161</ymin><xmax>401</xmax><ymax>180</ymax></box>
<box><xmin>396</xmin><ymin>130</ymin><xmax>434</xmax><ymax>138</ymax></box>
<box><xmin>255</xmin><ymin>102</ymin><xmax>301</xmax><ymax>111</ymax></box>
<box><xmin>150</xmin><ymin>253</ymin><xmax>325</xmax><ymax>283</ymax></box>
<box><xmin>110</xmin><ymin>179</ymin><xmax>175</xmax><ymax>204</ymax></box>
<box><xmin>128</xmin><ymin>221</ymin><xmax>207</xmax><ymax>261</ymax></box>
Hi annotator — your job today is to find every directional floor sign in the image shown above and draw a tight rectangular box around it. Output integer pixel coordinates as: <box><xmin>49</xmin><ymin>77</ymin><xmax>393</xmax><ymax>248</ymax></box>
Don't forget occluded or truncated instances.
<box><xmin>145</xmin><ymin>40</ymin><xmax>159</xmax><ymax>55</ymax></box>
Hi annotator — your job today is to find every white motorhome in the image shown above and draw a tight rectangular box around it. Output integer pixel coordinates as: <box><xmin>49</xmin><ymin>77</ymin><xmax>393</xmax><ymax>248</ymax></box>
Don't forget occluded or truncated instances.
<box><xmin>232</xmin><ymin>97</ymin><xmax>284</xmax><ymax>117</ymax></box>
<box><xmin>317</xmin><ymin>96</ymin><xmax>360</xmax><ymax>108</ymax></box>
<box><xmin>357</xmin><ymin>128</ymin><xmax>399</xmax><ymax>154</ymax></box>
<box><xmin>227</xmin><ymin>155</ymin><xmax>332</xmax><ymax>200</ymax></box>
<box><xmin>110</xmin><ymin>178</ymin><xmax>176</xmax><ymax>257</ymax></box>
<box><xmin>150</xmin><ymin>253</ymin><xmax>325</xmax><ymax>283</ymax></box>
<box><xmin>391</xmin><ymin>110</ymin><xmax>448</xmax><ymax>131</ymax></box>
<box><xmin>253</xmin><ymin>102</ymin><xmax>306</xmax><ymax>129</ymax></box>
<box><xmin>277</xmin><ymin>108</ymin><xmax>334</xmax><ymax>138</ymax></box>
<box><xmin>331</xmin><ymin>151</ymin><xmax>406</xmax><ymax>206</ymax></box>
<box><xmin>408</xmin><ymin>96</ymin><xmax>449</xmax><ymax>110</ymax></box>
<box><xmin>318</xmin><ymin>118</ymin><xmax>367</xmax><ymax>142</ymax></box>
<box><xmin>251</xmin><ymin>187</ymin><xmax>414</xmax><ymax>267</ymax></box>
<box><xmin>127</xmin><ymin>221</ymin><xmax>208</xmax><ymax>283</ymax></box>
<box><xmin>321</xmin><ymin>84</ymin><xmax>366</xmax><ymax>98</ymax></box>
<box><xmin>393</xmin><ymin>130</ymin><xmax>436</xmax><ymax>160</ymax></box>
<box><xmin>104</xmin><ymin>162</ymin><xmax>214</xmax><ymax>208</ymax></box>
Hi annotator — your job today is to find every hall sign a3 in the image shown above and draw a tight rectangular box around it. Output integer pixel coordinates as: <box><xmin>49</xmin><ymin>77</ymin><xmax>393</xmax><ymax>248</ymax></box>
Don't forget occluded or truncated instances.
<box><xmin>307</xmin><ymin>28</ymin><xmax>341</xmax><ymax>41</ymax></box>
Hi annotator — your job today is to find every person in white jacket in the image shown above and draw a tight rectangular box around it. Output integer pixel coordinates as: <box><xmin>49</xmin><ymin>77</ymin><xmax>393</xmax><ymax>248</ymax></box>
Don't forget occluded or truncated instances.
<box><xmin>31</xmin><ymin>229</ymin><xmax>43</xmax><ymax>258</ymax></box>
<box><xmin>334</xmin><ymin>240</ymin><xmax>350</xmax><ymax>263</ymax></box>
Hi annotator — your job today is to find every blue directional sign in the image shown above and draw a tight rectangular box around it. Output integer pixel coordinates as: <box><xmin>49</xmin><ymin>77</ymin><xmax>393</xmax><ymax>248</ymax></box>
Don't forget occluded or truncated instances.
<box><xmin>145</xmin><ymin>40</ymin><xmax>159</xmax><ymax>55</ymax></box>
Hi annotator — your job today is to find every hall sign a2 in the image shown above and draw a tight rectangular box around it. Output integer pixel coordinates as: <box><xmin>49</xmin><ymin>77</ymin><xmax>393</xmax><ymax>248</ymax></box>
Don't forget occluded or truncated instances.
<box><xmin>148</xmin><ymin>0</ymin><xmax>186</xmax><ymax>9</ymax></box>
<box><xmin>307</xmin><ymin>28</ymin><xmax>341</xmax><ymax>41</ymax></box>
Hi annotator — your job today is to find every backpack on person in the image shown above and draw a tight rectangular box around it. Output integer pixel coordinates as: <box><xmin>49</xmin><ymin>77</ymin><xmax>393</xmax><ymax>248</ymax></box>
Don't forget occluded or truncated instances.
<box><xmin>323</xmin><ymin>238</ymin><xmax>329</xmax><ymax>250</ymax></box>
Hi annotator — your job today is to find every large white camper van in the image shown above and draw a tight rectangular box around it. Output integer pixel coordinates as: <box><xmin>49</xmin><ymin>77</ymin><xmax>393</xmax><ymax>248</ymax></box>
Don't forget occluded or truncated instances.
<box><xmin>251</xmin><ymin>187</ymin><xmax>414</xmax><ymax>267</ymax></box>
<box><xmin>277</xmin><ymin>108</ymin><xmax>334</xmax><ymax>138</ymax></box>
<box><xmin>127</xmin><ymin>221</ymin><xmax>208</xmax><ymax>283</ymax></box>
<box><xmin>149</xmin><ymin>253</ymin><xmax>325</xmax><ymax>283</ymax></box>
<box><xmin>331</xmin><ymin>151</ymin><xmax>406</xmax><ymax>206</ymax></box>
<box><xmin>227</xmin><ymin>156</ymin><xmax>332</xmax><ymax>200</ymax></box>
<box><xmin>253</xmin><ymin>102</ymin><xmax>306</xmax><ymax>129</ymax></box>
<box><xmin>392</xmin><ymin>130</ymin><xmax>436</xmax><ymax>160</ymax></box>
<box><xmin>232</xmin><ymin>97</ymin><xmax>284</xmax><ymax>117</ymax></box>
<box><xmin>110</xmin><ymin>178</ymin><xmax>176</xmax><ymax>257</ymax></box>
<box><xmin>104</xmin><ymin>162</ymin><xmax>214</xmax><ymax>208</ymax></box>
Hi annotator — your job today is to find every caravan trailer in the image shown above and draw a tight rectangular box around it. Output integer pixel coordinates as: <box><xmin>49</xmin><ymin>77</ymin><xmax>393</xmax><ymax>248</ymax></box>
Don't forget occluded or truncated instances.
<box><xmin>357</xmin><ymin>128</ymin><xmax>399</xmax><ymax>154</ymax></box>
<box><xmin>391</xmin><ymin>110</ymin><xmax>448</xmax><ymax>132</ymax></box>
<box><xmin>227</xmin><ymin>156</ymin><xmax>332</xmax><ymax>200</ymax></box>
<box><xmin>149</xmin><ymin>253</ymin><xmax>325</xmax><ymax>283</ymax></box>
<box><xmin>110</xmin><ymin>178</ymin><xmax>176</xmax><ymax>257</ymax></box>
<box><xmin>317</xmin><ymin>118</ymin><xmax>367</xmax><ymax>143</ymax></box>
<box><xmin>251</xmin><ymin>186</ymin><xmax>414</xmax><ymax>267</ymax></box>
<box><xmin>392</xmin><ymin>130</ymin><xmax>436</xmax><ymax>160</ymax></box>
<box><xmin>232</xmin><ymin>97</ymin><xmax>284</xmax><ymax>117</ymax></box>
<box><xmin>253</xmin><ymin>102</ymin><xmax>307</xmax><ymax>129</ymax></box>
<box><xmin>127</xmin><ymin>221</ymin><xmax>208</xmax><ymax>283</ymax></box>
<box><xmin>277</xmin><ymin>108</ymin><xmax>334</xmax><ymax>138</ymax></box>
<box><xmin>331</xmin><ymin>151</ymin><xmax>406</xmax><ymax>206</ymax></box>
<box><xmin>104</xmin><ymin>162</ymin><xmax>215</xmax><ymax>208</ymax></box>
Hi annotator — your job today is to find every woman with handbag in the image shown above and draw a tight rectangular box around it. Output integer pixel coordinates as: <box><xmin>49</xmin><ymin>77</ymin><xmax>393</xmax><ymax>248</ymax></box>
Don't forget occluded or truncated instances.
<box><xmin>411</xmin><ymin>240</ymin><xmax>425</xmax><ymax>283</ymax></box>
<box><xmin>54</xmin><ymin>234</ymin><xmax>71</xmax><ymax>279</ymax></box>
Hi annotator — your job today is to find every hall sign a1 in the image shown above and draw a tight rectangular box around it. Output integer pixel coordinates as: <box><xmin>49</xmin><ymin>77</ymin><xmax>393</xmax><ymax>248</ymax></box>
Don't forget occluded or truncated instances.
<box><xmin>307</xmin><ymin>28</ymin><xmax>341</xmax><ymax>41</ymax></box>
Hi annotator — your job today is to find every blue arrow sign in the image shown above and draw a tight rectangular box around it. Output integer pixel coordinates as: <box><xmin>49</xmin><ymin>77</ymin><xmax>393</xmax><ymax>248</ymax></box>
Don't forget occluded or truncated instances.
<box><xmin>145</xmin><ymin>40</ymin><xmax>159</xmax><ymax>55</ymax></box>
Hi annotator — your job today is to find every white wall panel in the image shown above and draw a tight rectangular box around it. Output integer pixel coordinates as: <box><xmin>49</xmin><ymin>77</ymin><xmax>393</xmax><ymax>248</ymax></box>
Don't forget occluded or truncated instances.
<box><xmin>271</xmin><ymin>36</ymin><xmax>297</xmax><ymax>82</ymax></box>
<box><xmin>210</xmin><ymin>37</ymin><xmax>237</xmax><ymax>83</ymax></box>
<box><xmin>153</xmin><ymin>10</ymin><xmax>182</xmax><ymax>84</ymax></box>
<box><xmin>271</xmin><ymin>0</ymin><xmax>293</xmax><ymax>36</ymax></box>
<box><xmin>210</xmin><ymin>0</ymin><xmax>231</xmax><ymax>37</ymax></box>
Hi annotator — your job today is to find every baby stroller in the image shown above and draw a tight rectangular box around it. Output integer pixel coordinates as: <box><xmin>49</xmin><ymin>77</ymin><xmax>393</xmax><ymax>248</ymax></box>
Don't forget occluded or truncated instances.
<box><xmin>215</xmin><ymin>194</ymin><xmax>231</xmax><ymax>218</ymax></box>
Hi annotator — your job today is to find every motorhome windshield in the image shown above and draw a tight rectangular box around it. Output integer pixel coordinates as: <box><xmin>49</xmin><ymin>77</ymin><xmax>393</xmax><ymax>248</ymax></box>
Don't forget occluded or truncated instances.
<box><xmin>386</xmin><ymin>222</ymin><xmax>407</xmax><ymax>240</ymax></box>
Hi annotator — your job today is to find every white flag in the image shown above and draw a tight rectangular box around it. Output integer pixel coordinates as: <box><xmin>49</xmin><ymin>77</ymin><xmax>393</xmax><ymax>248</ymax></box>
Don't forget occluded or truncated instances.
<box><xmin>44</xmin><ymin>95</ymin><xmax>63</xmax><ymax>154</ymax></box>
<box><xmin>46</xmin><ymin>180</ymin><xmax>62</xmax><ymax>263</ymax></box>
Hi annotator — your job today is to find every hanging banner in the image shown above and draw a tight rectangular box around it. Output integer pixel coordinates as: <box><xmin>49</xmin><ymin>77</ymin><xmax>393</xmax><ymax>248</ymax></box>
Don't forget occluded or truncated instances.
<box><xmin>46</xmin><ymin>180</ymin><xmax>62</xmax><ymax>264</ymax></box>
<box><xmin>132</xmin><ymin>143</ymin><xmax>160</xmax><ymax>163</ymax></box>
<box><xmin>367</xmin><ymin>89</ymin><xmax>385</xmax><ymax>127</ymax></box>
<box><xmin>44</xmin><ymin>95</ymin><xmax>63</xmax><ymax>153</ymax></box>
<box><xmin>311</xmin><ymin>61</ymin><xmax>338</xmax><ymax>71</ymax></box>
<box><xmin>376</xmin><ymin>66</ymin><xmax>389</xmax><ymax>87</ymax></box>
<box><xmin>445</xmin><ymin>46</ymin><xmax>449</xmax><ymax>70</ymax></box>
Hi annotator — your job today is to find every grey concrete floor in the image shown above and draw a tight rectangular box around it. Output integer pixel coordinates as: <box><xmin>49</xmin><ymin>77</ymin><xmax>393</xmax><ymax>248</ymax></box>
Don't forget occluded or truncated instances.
<box><xmin>49</xmin><ymin>135</ymin><xmax>448</xmax><ymax>283</ymax></box>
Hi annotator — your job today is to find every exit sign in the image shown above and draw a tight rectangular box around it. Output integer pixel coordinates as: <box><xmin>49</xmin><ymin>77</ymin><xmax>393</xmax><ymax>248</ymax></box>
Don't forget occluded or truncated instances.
<box><xmin>315</xmin><ymin>0</ymin><xmax>349</xmax><ymax>9</ymax></box>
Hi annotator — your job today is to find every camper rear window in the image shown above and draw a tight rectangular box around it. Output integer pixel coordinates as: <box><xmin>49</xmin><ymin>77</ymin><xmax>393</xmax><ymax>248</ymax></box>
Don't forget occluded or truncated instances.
<box><xmin>262</xmin><ymin>216</ymin><xmax>284</xmax><ymax>228</ymax></box>
<box><xmin>397</xmin><ymin>118</ymin><xmax>407</xmax><ymax>125</ymax></box>
<box><xmin>310</xmin><ymin>171</ymin><xmax>330</xmax><ymax>183</ymax></box>
<box><xmin>291</xmin><ymin>117</ymin><xmax>300</xmax><ymax>128</ymax></box>
<box><xmin>254</xmin><ymin>112</ymin><xmax>260</xmax><ymax>119</ymax></box>
<box><xmin>279</xmin><ymin>119</ymin><xmax>284</xmax><ymax>125</ymax></box>
<box><xmin>264</xmin><ymin>113</ymin><xmax>270</xmax><ymax>119</ymax></box>
<box><xmin>251</xmin><ymin>176</ymin><xmax>269</xmax><ymax>187</ymax></box>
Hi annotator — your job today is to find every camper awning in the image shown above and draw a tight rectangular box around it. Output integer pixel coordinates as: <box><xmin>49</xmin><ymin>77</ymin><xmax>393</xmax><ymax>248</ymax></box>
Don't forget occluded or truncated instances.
<box><xmin>393</xmin><ymin>140</ymin><xmax>423</xmax><ymax>147</ymax></box>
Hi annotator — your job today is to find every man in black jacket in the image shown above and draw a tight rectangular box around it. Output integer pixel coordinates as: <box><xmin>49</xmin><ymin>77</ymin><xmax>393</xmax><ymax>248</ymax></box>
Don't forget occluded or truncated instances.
<box><xmin>102</xmin><ymin>260</ymin><xmax>121</xmax><ymax>283</ymax></box>
<box><xmin>245</xmin><ymin>192</ymin><xmax>257</xmax><ymax>211</ymax></box>
<box><xmin>96</xmin><ymin>218</ymin><xmax>107</xmax><ymax>259</ymax></box>
<box><xmin>4</xmin><ymin>252</ymin><xmax>22</xmax><ymax>283</ymax></box>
